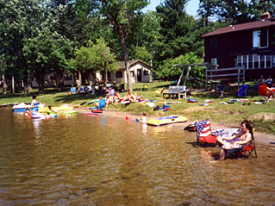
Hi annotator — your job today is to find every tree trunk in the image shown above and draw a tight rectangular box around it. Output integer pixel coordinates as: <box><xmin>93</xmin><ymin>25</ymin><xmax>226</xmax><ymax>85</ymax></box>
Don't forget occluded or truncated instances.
<box><xmin>2</xmin><ymin>74</ymin><xmax>7</xmax><ymax>95</ymax></box>
<box><xmin>104</xmin><ymin>62</ymin><xmax>108</xmax><ymax>84</ymax></box>
<box><xmin>11</xmin><ymin>75</ymin><xmax>15</xmax><ymax>94</ymax></box>
<box><xmin>58</xmin><ymin>70</ymin><xmax>64</xmax><ymax>91</ymax></box>
<box><xmin>77</xmin><ymin>71</ymin><xmax>82</xmax><ymax>87</ymax></box>
<box><xmin>116</xmin><ymin>24</ymin><xmax>132</xmax><ymax>91</ymax></box>
<box><xmin>24</xmin><ymin>82</ymin><xmax>29</xmax><ymax>96</ymax></box>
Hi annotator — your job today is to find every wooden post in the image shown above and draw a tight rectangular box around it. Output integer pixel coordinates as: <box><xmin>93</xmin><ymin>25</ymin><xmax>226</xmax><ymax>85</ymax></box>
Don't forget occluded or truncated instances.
<box><xmin>183</xmin><ymin>66</ymin><xmax>191</xmax><ymax>88</ymax></box>
<box><xmin>177</xmin><ymin>66</ymin><xmax>185</xmax><ymax>86</ymax></box>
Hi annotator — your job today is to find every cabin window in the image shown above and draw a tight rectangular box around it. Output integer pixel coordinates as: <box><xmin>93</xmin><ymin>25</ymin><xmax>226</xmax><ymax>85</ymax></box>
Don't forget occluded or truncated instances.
<box><xmin>116</xmin><ymin>71</ymin><xmax>123</xmax><ymax>78</ymax></box>
<box><xmin>253</xmin><ymin>28</ymin><xmax>268</xmax><ymax>48</ymax></box>
<box><xmin>237</xmin><ymin>54</ymin><xmax>272</xmax><ymax>69</ymax></box>
<box><xmin>131</xmin><ymin>71</ymin><xmax>134</xmax><ymax>77</ymax></box>
<box><xmin>144</xmin><ymin>70</ymin><xmax>149</xmax><ymax>76</ymax></box>
<box><xmin>64</xmin><ymin>74</ymin><xmax>73</xmax><ymax>81</ymax></box>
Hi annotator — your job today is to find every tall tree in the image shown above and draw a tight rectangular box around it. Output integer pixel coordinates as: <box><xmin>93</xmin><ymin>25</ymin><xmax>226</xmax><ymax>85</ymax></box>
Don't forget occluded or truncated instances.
<box><xmin>97</xmin><ymin>0</ymin><xmax>149</xmax><ymax>92</ymax></box>
<box><xmin>198</xmin><ymin>0</ymin><xmax>218</xmax><ymax>26</ymax></box>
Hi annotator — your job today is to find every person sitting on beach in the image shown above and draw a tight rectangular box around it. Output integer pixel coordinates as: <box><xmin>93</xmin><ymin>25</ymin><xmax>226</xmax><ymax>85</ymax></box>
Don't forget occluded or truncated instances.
<box><xmin>121</xmin><ymin>90</ymin><xmax>136</xmax><ymax>103</ymax></box>
<box><xmin>265</xmin><ymin>76</ymin><xmax>273</xmax><ymax>88</ymax></box>
<box><xmin>105</xmin><ymin>93</ymin><xmax>114</xmax><ymax>107</ymax></box>
<box><xmin>217</xmin><ymin>120</ymin><xmax>253</xmax><ymax>160</ymax></box>
<box><xmin>114</xmin><ymin>92</ymin><xmax>122</xmax><ymax>103</ymax></box>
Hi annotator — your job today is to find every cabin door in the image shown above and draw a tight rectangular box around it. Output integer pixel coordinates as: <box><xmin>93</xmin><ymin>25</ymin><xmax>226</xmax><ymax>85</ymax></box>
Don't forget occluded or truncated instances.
<box><xmin>137</xmin><ymin>69</ymin><xmax>142</xmax><ymax>82</ymax></box>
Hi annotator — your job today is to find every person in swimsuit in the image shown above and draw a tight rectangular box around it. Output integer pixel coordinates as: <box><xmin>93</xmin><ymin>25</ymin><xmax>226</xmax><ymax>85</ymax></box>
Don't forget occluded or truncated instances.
<box><xmin>218</xmin><ymin>120</ymin><xmax>253</xmax><ymax>160</ymax></box>
<box><xmin>31</xmin><ymin>96</ymin><xmax>39</xmax><ymax>112</ymax></box>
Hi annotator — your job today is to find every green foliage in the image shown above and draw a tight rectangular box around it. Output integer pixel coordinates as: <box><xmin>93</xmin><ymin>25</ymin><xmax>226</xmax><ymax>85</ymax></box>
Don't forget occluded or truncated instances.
<box><xmin>135</xmin><ymin>46</ymin><xmax>151</xmax><ymax>64</ymax></box>
<box><xmin>155</xmin><ymin>52</ymin><xmax>202</xmax><ymax>80</ymax></box>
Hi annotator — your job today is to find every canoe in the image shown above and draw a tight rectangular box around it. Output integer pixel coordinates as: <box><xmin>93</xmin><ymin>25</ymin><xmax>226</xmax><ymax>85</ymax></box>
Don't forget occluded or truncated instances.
<box><xmin>147</xmin><ymin>115</ymin><xmax>188</xmax><ymax>126</ymax></box>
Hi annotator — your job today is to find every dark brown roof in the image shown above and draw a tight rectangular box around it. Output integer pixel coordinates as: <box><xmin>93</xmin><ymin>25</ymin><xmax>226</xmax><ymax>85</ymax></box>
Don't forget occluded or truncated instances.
<box><xmin>202</xmin><ymin>18</ymin><xmax>275</xmax><ymax>38</ymax></box>
<box><xmin>114</xmin><ymin>60</ymin><xmax>152</xmax><ymax>69</ymax></box>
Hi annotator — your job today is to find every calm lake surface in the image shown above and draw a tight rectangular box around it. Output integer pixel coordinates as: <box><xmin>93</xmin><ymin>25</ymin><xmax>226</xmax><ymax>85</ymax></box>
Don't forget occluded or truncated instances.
<box><xmin>0</xmin><ymin>108</ymin><xmax>275</xmax><ymax>206</ymax></box>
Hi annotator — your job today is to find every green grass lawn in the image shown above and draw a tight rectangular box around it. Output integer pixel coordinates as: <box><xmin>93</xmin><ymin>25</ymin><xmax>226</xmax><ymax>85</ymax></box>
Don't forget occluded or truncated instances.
<box><xmin>0</xmin><ymin>81</ymin><xmax>274</xmax><ymax>134</ymax></box>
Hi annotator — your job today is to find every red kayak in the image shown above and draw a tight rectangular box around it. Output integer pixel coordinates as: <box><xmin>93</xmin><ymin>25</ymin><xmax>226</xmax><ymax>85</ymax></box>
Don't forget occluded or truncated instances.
<box><xmin>84</xmin><ymin>112</ymin><xmax>100</xmax><ymax>116</ymax></box>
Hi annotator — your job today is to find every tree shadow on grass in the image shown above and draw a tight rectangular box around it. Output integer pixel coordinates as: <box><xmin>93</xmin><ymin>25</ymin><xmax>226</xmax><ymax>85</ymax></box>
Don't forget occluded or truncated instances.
<box><xmin>53</xmin><ymin>93</ymin><xmax>101</xmax><ymax>103</ymax></box>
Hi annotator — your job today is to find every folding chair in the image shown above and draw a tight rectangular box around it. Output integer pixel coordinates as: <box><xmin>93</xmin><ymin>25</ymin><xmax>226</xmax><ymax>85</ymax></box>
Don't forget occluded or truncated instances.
<box><xmin>195</xmin><ymin>119</ymin><xmax>217</xmax><ymax>147</ymax></box>
<box><xmin>224</xmin><ymin>136</ymin><xmax>257</xmax><ymax>159</ymax></box>
<box><xmin>258</xmin><ymin>84</ymin><xmax>274</xmax><ymax>102</ymax></box>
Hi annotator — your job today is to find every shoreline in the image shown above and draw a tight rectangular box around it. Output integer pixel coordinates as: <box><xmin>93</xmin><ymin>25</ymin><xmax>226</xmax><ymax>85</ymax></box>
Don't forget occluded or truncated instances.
<box><xmin>75</xmin><ymin>107</ymin><xmax>275</xmax><ymax>147</ymax></box>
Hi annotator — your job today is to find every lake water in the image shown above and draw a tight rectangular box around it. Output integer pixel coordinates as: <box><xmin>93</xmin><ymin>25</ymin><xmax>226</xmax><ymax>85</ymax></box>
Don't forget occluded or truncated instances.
<box><xmin>0</xmin><ymin>108</ymin><xmax>275</xmax><ymax>205</ymax></box>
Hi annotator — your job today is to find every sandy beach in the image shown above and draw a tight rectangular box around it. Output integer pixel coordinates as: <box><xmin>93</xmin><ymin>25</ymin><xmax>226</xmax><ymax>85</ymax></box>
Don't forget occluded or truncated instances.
<box><xmin>76</xmin><ymin>107</ymin><xmax>275</xmax><ymax>147</ymax></box>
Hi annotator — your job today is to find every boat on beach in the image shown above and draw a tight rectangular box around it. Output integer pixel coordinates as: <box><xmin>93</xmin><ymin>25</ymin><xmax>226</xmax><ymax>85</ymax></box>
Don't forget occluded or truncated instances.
<box><xmin>147</xmin><ymin>115</ymin><xmax>188</xmax><ymax>126</ymax></box>
<box><xmin>12</xmin><ymin>103</ymin><xmax>44</xmax><ymax>113</ymax></box>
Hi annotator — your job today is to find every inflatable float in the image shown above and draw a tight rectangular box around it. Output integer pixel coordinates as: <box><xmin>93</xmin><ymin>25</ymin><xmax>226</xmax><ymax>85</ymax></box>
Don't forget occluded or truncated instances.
<box><xmin>200</xmin><ymin>103</ymin><xmax>209</xmax><ymax>106</ymax></box>
<box><xmin>147</xmin><ymin>115</ymin><xmax>188</xmax><ymax>126</ymax></box>
<box><xmin>61</xmin><ymin>110</ymin><xmax>77</xmax><ymax>115</ymax></box>
<box><xmin>91</xmin><ymin>109</ymin><xmax>102</xmax><ymax>113</ymax></box>
<box><xmin>187</xmin><ymin>99</ymin><xmax>198</xmax><ymax>103</ymax></box>
<box><xmin>211</xmin><ymin>128</ymin><xmax>241</xmax><ymax>138</ymax></box>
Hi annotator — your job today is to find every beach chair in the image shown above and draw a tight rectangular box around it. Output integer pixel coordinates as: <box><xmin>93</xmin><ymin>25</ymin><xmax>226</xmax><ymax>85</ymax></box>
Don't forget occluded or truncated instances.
<box><xmin>224</xmin><ymin>135</ymin><xmax>257</xmax><ymax>159</ymax></box>
<box><xmin>154</xmin><ymin>87</ymin><xmax>165</xmax><ymax>97</ymax></box>
<box><xmin>195</xmin><ymin>119</ymin><xmax>217</xmax><ymax>147</ymax></box>
<box><xmin>70</xmin><ymin>87</ymin><xmax>76</xmax><ymax>94</ymax></box>
<box><xmin>237</xmin><ymin>83</ymin><xmax>249</xmax><ymax>97</ymax></box>
<box><xmin>79</xmin><ymin>86</ymin><xmax>85</xmax><ymax>94</ymax></box>
<box><xmin>258</xmin><ymin>84</ymin><xmax>274</xmax><ymax>102</ymax></box>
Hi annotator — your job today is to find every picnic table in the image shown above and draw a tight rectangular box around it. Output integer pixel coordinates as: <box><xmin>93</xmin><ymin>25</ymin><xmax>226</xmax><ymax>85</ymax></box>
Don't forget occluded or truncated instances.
<box><xmin>163</xmin><ymin>86</ymin><xmax>189</xmax><ymax>99</ymax></box>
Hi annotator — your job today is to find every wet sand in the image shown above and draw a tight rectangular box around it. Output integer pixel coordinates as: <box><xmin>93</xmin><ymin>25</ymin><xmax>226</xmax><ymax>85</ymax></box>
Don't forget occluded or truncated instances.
<box><xmin>75</xmin><ymin>107</ymin><xmax>275</xmax><ymax>147</ymax></box>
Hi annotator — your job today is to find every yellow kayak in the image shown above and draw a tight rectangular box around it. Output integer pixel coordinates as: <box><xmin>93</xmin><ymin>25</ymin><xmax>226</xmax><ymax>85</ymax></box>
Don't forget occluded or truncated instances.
<box><xmin>147</xmin><ymin>115</ymin><xmax>188</xmax><ymax>126</ymax></box>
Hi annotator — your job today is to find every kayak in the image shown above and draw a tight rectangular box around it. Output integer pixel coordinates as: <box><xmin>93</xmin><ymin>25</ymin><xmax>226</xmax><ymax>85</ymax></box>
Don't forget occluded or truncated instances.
<box><xmin>84</xmin><ymin>112</ymin><xmax>101</xmax><ymax>116</ymax></box>
<box><xmin>147</xmin><ymin>115</ymin><xmax>188</xmax><ymax>126</ymax></box>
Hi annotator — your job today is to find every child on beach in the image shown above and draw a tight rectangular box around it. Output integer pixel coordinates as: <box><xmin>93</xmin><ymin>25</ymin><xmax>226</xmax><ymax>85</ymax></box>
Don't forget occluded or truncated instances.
<box><xmin>141</xmin><ymin>112</ymin><xmax>147</xmax><ymax>124</ymax></box>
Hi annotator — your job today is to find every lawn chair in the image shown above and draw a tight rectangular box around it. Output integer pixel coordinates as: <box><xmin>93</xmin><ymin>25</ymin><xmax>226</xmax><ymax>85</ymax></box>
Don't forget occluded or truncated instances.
<box><xmin>142</xmin><ymin>84</ymin><xmax>149</xmax><ymax>91</ymax></box>
<box><xmin>154</xmin><ymin>87</ymin><xmax>165</xmax><ymax>97</ymax></box>
<box><xmin>258</xmin><ymin>84</ymin><xmax>274</xmax><ymax>102</ymax></box>
<box><xmin>79</xmin><ymin>86</ymin><xmax>85</xmax><ymax>94</ymax></box>
<box><xmin>224</xmin><ymin>135</ymin><xmax>257</xmax><ymax>159</ymax></box>
<box><xmin>237</xmin><ymin>83</ymin><xmax>249</xmax><ymax>97</ymax></box>
<box><xmin>70</xmin><ymin>87</ymin><xmax>76</xmax><ymax>94</ymax></box>
<box><xmin>195</xmin><ymin>119</ymin><xmax>217</xmax><ymax>147</ymax></box>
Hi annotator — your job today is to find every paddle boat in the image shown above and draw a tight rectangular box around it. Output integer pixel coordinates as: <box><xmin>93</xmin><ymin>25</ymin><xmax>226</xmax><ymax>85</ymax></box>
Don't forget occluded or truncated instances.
<box><xmin>147</xmin><ymin>115</ymin><xmax>188</xmax><ymax>126</ymax></box>
<box><xmin>12</xmin><ymin>103</ymin><xmax>45</xmax><ymax>113</ymax></box>
<box><xmin>187</xmin><ymin>99</ymin><xmax>198</xmax><ymax>103</ymax></box>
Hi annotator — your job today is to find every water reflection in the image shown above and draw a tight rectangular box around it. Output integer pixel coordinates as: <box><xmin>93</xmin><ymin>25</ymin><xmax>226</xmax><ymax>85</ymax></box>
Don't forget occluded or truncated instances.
<box><xmin>0</xmin><ymin>108</ymin><xmax>274</xmax><ymax>205</ymax></box>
